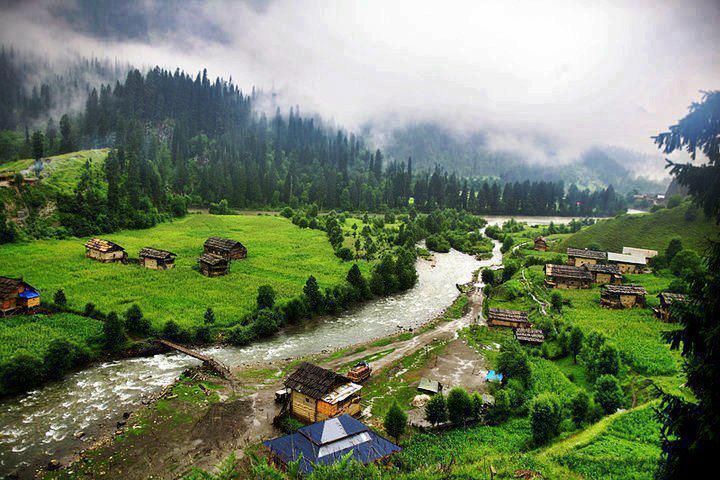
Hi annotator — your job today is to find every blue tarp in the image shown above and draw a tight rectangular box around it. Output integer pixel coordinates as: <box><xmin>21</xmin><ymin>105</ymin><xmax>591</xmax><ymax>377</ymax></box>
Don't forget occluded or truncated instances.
<box><xmin>18</xmin><ymin>290</ymin><xmax>39</xmax><ymax>299</ymax></box>
<box><xmin>486</xmin><ymin>370</ymin><xmax>504</xmax><ymax>382</ymax></box>
<box><xmin>264</xmin><ymin>414</ymin><xmax>401</xmax><ymax>474</ymax></box>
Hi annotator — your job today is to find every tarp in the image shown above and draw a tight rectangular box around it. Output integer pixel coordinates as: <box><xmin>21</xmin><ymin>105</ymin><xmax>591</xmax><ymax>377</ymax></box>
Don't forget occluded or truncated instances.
<box><xmin>18</xmin><ymin>290</ymin><xmax>39</xmax><ymax>299</ymax></box>
<box><xmin>486</xmin><ymin>370</ymin><xmax>503</xmax><ymax>382</ymax></box>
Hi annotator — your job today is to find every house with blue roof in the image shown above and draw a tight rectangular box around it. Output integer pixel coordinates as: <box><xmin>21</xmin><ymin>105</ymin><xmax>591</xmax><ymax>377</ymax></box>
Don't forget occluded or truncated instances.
<box><xmin>0</xmin><ymin>276</ymin><xmax>40</xmax><ymax>314</ymax></box>
<box><xmin>263</xmin><ymin>414</ymin><xmax>401</xmax><ymax>474</ymax></box>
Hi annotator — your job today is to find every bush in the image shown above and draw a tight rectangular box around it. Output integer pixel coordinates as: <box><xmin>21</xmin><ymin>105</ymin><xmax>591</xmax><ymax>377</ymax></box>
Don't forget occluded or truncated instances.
<box><xmin>570</xmin><ymin>391</ymin><xmax>590</xmax><ymax>426</ymax></box>
<box><xmin>426</xmin><ymin>234</ymin><xmax>451</xmax><ymax>253</ymax></box>
<box><xmin>253</xmin><ymin>309</ymin><xmax>281</xmax><ymax>338</ymax></box>
<box><xmin>227</xmin><ymin>325</ymin><xmax>255</xmax><ymax>346</ymax></box>
<box><xmin>83</xmin><ymin>302</ymin><xmax>97</xmax><ymax>317</ymax></box>
<box><xmin>0</xmin><ymin>352</ymin><xmax>44</xmax><ymax>392</ymax></box>
<box><xmin>257</xmin><ymin>285</ymin><xmax>276</xmax><ymax>310</ymax></box>
<box><xmin>447</xmin><ymin>387</ymin><xmax>473</xmax><ymax>427</ymax></box>
<box><xmin>551</xmin><ymin>292</ymin><xmax>563</xmax><ymax>313</ymax></box>
<box><xmin>53</xmin><ymin>289</ymin><xmax>67</xmax><ymax>306</ymax></box>
<box><xmin>569</xmin><ymin>326</ymin><xmax>584</xmax><ymax>363</ymax></box>
<box><xmin>596</xmin><ymin>344</ymin><xmax>621</xmax><ymax>376</ymax></box>
<box><xmin>665</xmin><ymin>237</ymin><xmax>683</xmax><ymax>262</ymax></box>
<box><xmin>384</xmin><ymin>401</ymin><xmax>407</xmax><ymax>442</ymax></box>
<box><xmin>336</xmin><ymin>247</ymin><xmax>354</xmax><ymax>261</ymax></box>
<box><xmin>162</xmin><ymin>319</ymin><xmax>181</xmax><ymax>341</ymax></box>
<box><xmin>125</xmin><ymin>304</ymin><xmax>151</xmax><ymax>336</ymax></box>
<box><xmin>282</xmin><ymin>297</ymin><xmax>307</xmax><ymax>324</ymax></box>
<box><xmin>530</xmin><ymin>393</ymin><xmax>563</xmax><ymax>445</ymax></box>
<box><xmin>280</xmin><ymin>207</ymin><xmax>294</xmax><ymax>218</ymax></box>
<box><xmin>487</xmin><ymin>389</ymin><xmax>511</xmax><ymax>424</ymax></box>
<box><xmin>498</xmin><ymin>342</ymin><xmax>532</xmax><ymax>388</ymax></box>
<box><xmin>44</xmin><ymin>338</ymin><xmax>87</xmax><ymax>379</ymax></box>
<box><xmin>195</xmin><ymin>325</ymin><xmax>212</xmax><ymax>343</ymax></box>
<box><xmin>425</xmin><ymin>393</ymin><xmax>448</xmax><ymax>426</ymax></box>
<box><xmin>481</xmin><ymin>268</ymin><xmax>495</xmax><ymax>285</ymax></box>
<box><xmin>104</xmin><ymin>312</ymin><xmax>126</xmax><ymax>350</ymax></box>
<box><xmin>204</xmin><ymin>307</ymin><xmax>216</xmax><ymax>325</ymax></box>
<box><xmin>595</xmin><ymin>375</ymin><xmax>624</xmax><ymax>414</ymax></box>
<box><xmin>670</xmin><ymin>249</ymin><xmax>704</xmax><ymax>277</ymax></box>
<box><xmin>303</xmin><ymin>275</ymin><xmax>323</xmax><ymax>312</ymax></box>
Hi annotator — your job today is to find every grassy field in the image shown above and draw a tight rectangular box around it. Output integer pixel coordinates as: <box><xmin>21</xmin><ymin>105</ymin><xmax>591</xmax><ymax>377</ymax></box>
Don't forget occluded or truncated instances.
<box><xmin>0</xmin><ymin>214</ymin><xmax>367</xmax><ymax>329</ymax></box>
<box><xmin>558</xmin><ymin>203</ymin><xmax>718</xmax><ymax>253</ymax></box>
<box><xmin>0</xmin><ymin>313</ymin><xmax>103</xmax><ymax>362</ymax></box>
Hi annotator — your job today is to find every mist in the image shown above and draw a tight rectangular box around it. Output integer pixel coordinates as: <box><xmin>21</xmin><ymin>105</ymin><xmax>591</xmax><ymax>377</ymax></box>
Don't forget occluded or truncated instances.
<box><xmin>1</xmin><ymin>0</ymin><xmax>718</xmax><ymax>178</ymax></box>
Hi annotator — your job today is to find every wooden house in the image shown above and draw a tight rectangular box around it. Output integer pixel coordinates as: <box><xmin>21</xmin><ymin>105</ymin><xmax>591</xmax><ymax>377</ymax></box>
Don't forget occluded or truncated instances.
<box><xmin>0</xmin><ymin>277</ymin><xmax>40</xmax><ymax>314</ymax></box>
<box><xmin>566</xmin><ymin>248</ymin><xmax>606</xmax><ymax>267</ymax></box>
<box><xmin>622</xmin><ymin>247</ymin><xmax>658</xmax><ymax>261</ymax></box>
<box><xmin>600</xmin><ymin>284</ymin><xmax>647</xmax><ymax>309</ymax></box>
<box><xmin>139</xmin><ymin>247</ymin><xmax>177</xmax><ymax>270</ymax></box>
<box><xmin>534</xmin><ymin>236</ymin><xmax>548</xmax><ymax>251</ymax></box>
<box><xmin>583</xmin><ymin>264</ymin><xmax>623</xmax><ymax>285</ymax></box>
<box><xmin>85</xmin><ymin>238</ymin><xmax>127</xmax><ymax>263</ymax></box>
<box><xmin>607</xmin><ymin>252</ymin><xmax>646</xmax><ymax>274</ymax></box>
<box><xmin>544</xmin><ymin>264</ymin><xmax>593</xmax><ymax>289</ymax></box>
<box><xmin>198</xmin><ymin>253</ymin><xmax>229</xmax><ymax>277</ymax></box>
<box><xmin>203</xmin><ymin>237</ymin><xmax>247</xmax><ymax>260</ymax></box>
<box><xmin>515</xmin><ymin>328</ymin><xmax>545</xmax><ymax>345</ymax></box>
<box><xmin>284</xmin><ymin>362</ymin><xmax>362</xmax><ymax>424</ymax></box>
<box><xmin>655</xmin><ymin>292</ymin><xmax>688</xmax><ymax>322</ymax></box>
<box><xmin>487</xmin><ymin>308</ymin><xmax>531</xmax><ymax>329</ymax></box>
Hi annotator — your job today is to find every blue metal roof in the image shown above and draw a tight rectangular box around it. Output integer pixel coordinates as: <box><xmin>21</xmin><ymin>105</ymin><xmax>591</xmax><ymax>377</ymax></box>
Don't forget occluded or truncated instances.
<box><xmin>263</xmin><ymin>415</ymin><xmax>401</xmax><ymax>474</ymax></box>
<box><xmin>18</xmin><ymin>290</ymin><xmax>40</xmax><ymax>299</ymax></box>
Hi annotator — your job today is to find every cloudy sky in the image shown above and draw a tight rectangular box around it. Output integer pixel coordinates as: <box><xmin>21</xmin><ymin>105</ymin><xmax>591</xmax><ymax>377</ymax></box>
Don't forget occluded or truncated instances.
<box><xmin>1</xmin><ymin>0</ymin><xmax>718</xmax><ymax>172</ymax></box>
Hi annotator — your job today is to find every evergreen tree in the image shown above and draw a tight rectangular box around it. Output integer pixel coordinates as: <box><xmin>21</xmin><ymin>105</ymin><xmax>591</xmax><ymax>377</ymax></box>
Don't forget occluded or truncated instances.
<box><xmin>103</xmin><ymin>312</ymin><xmax>126</xmax><ymax>350</ymax></box>
<box><xmin>530</xmin><ymin>393</ymin><xmax>563</xmax><ymax>445</ymax></box>
<box><xmin>256</xmin><ymin>285</ymin><xmax>276</xmax><ymax>310</ymax></box>
<box><xmin>446</xmin><ymin>387</ymin><xmax>473</xmax><ymax>427</ymax></box>
<box><xmin>53</xmin><ymin>289</ymin><xmax>67</xmax><ymax>306</ymax></box>
<box><xmin>204</xmin><ymin>307</ymin><xmax>216</xmax><ymax>325</ymax></box>
<box><xmin>303</xmin><ymin>275</ymin><xmax>322</xmax><ymax>312</ymax></box>
<box><xmin>595</xmin><ymin>374</ymin><xmax>623</xmax><ymax>414</ymax></box>
<box><xmin>425</xmin><ymin>393</ymin><xmax>448</xmax><ymax>426</ymax></box>
<box><xmin>383</xmin><ymin>401</ymin><xmax>407</xmax><ymax>443</ymax></box>
<box><xmin>125</xmin><ymin>304</ymin><xmax>150</xmax><ymax>336</ymax></box>
<box><xmin>31</xmin><ymin>130</ymin><xmax>44</xmax><ymax>160</ymax></box>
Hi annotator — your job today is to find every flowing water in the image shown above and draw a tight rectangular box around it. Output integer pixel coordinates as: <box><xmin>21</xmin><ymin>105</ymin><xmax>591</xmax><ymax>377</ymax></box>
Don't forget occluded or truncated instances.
<box><xmin>0</xmin><ymin>215</ymin><xmax>576</xmax><ymax>476</ymax></box>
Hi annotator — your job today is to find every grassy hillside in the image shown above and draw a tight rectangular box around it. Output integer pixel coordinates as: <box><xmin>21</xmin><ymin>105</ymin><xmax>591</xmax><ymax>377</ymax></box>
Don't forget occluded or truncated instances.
<box><xmin>0</xmin><ymin>214</ymin><xmax>366</xmax><ymax>329</ymax></box>
<box><xmin>558</xmin><ymin>203</ymin><xmax>717</xmax><ymax>253</ymax></box>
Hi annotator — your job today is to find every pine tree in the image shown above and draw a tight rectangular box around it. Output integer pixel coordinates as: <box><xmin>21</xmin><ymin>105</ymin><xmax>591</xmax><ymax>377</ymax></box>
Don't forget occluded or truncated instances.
<box><xmin>383</xmin><ymin>401</ymin><xmax>407</xmax><ymax>443</ymax></box>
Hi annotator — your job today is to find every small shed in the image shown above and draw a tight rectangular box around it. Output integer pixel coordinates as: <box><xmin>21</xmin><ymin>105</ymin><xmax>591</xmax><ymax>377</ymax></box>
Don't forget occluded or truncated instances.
<box><xmin>85</xmin><ymin>238</ymin><xmax>127</xmax><ymax>263</ymax></box>
<box><xmin>600</xmin><ymin>284</ymin><xmax>647</xmax><ymax>309</ymax></box>
<box><xmin>487</xmin><ymin>308</ymin><xmax>531</xmax><ymax>329</ymax></box>
<box><xmin>534</xmin><ymin>236</ymin><xmax>548</xmax><ymax>251</ymax></box>
<box><xmin>607</xmin><ymin>252</ymin><xmax>647</xmax><ymax>274</ymax></box>
<box><xmin>417</xmin><ymin>377</ymin><xmax>443</xmax><ymax>395</ymax></box>
<box><xmin>544</xmin><ymin>264</ymin><xmax>593</xmax><ymax>289</ymax></box>
<box><xmin>583</xmin><ymin>264</ymin><xmax>623</xmax><ymax>285</ymax></box>
<box><xmin>622</xmin><ymin>247</ymin><xmax>658</xmax><ymax>261</ymax></box>
<box><xmin>285</xmin><ymin>362</ymin><xmax>362</xmax><ymax>423</ymax></box>
<box><xmin>0</xmin><ymin>277</ymin><xmax>40</xmax><ymax>314</ymax></box>
<box><xmin>139</xmin><ymin>247</ymin><xmax>177</xmax><ymax>270</ymax></box>
<box><xmin>203</xmin><ymin>237</ymin><xmax>247</xmax><ymax>260</ymax></box>
<box><xmin>263</xmin><ymin>415</ymin><xmax>400</xmax><ymax>475</ymax></box>
<box><xmin>198</xmin><ymin>253</ymin><xmax>229</xmax><ymax>276</ymax></box>
<box><xmin>515</xmin><ymin>328</ymin><xmax>545</xmax><ymax>345</ymax></box>
<box><xmin>566</xmin><ymin>248</ymin><xmax>606</xmax><ymax>267</ymax></box>
<box><xmin>655</xmin><ymin>292</ymin><xmax>688</xmax><ymax>322</ymax></box>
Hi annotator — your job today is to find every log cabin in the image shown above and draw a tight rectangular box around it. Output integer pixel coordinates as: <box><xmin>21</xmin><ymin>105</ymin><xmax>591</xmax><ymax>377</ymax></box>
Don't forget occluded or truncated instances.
<box><xmin>263</xmin><ymin>414</ymin><xmax>401</xmax><ymax>475</ymax></box>
<box><xmin>622</xmin><ymin>247</ymin><xmax>658</xmax><ymax>261</ymax></box>
<box><xmin>84</xmin><ymin>238</ymin><xmax>127</xmax><ymax>263</ymax></box>
<box><xmin>198</xmin><ymin>253</ymin><xmax>229</xmax><ymax>276</ymax></box>
<box><xmin>534</xmin><ymin>236</ymin><xmax>548</xmax><ymax>251</ymax></box>
<box><xmin>515</xmin><ymin>327</ymin><xmax>545</xmax><ymax>345</ymax></box>
<box><xmin>284</xmin><ymin>362</ymin><xmax>362</xmax><ymax>424</ymax></box>
<box><xmin>655</xmin><ymin>292</ymin><xmax>688</xmax><ymax>322</ymax></box>
<box><xmin>566</xmin><ymin>248</ymin><xmax>607</xmax><ymax>266</ymax></box>
<box><xmin>0</xmin><ymin>277</ymin><xmax>40</xmax><ymax>314</ymax></box>
<box><xmin>203</xmin><ymin>237</ymin><xmax>247</xmax><ymax>260</ymax></box>
<box><xmin>583</xmin><ymin>263</ymin><xmax>623</xmax><ymax>285</ymax></box>
<box><xmin>606</xmin><ymin>252</ymin><xmax>647</xmax><ymax>274</ymax></box>
<box><xmin>544</xmin><ymin>264</ymin><xmax>593</xmax><ymax>289</ymax></box>
<box><xmin>139</xmin><ymin>247</ymin><xmax>177</xmax><ymax>270</ymax></box>
<box><xmin>600</xmin><ymin>284</ymin><xmax>647</xmax><ymax>309</ymax></box>
<box><xmin>487</xmin><ymin>308</ymin><xmax>531</xmax><ymax>329</ymax></box>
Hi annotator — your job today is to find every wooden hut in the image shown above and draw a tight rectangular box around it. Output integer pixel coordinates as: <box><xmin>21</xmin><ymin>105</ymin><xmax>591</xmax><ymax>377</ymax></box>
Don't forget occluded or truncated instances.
<box><xmin>284</xmin><ymin>362</ymin><xmax>362</xmax><ymax>423</ymax></box>
<box><xmin>566</xmin><ymin>248</ymin><xmax>606</xmax><ymax>267</ymax></box>
<box><xmin>198</xmin><ymin>253</ymin><xmax>229</xmax><ymax>277</ymax></box>
<box><xmin>139</xmin><ymin>247</ymin><xmax>177</xmax><ymax>270</ymax></box>
<box><xmin>607</xmin><ymin>252</ymin><xmax>646</xmax><ymax>274</ymax></box>
<box><xmin>0</xmin><ymin>277</ymin><xmax>40</xmax><ymax>314</ymax></box>
<box><xmin>515</xmin><ymin>328</ymin><xmax>545</xmax><ymax>345</ymax></box>
<box><xmin>622</xmin><ymin>247</ymin><xmax>658</xmax><ymax>261</ymax></box>
<box><xmin>600</xmin><ymin>284</ymin><xmax>647</xmax><ymax>309</ymax></box>
<box><xmin>203</xmin><ymin>237</ymin><xmax>247</xmax><ymax>260</ymax></box>
<box><xmin>534</xmin><ymin>236</ymin><xmax>548</xmax><ymax>251</ymax></box>
<box><xmin>544</xmin><ymin>264</ymin><xmax>593</xmax><ymax>289</ymax></box>
<box><xmin>84</xmin><ymin>238</ymin><xmax>127</xmax><ymax>263</ymax></box>
<box><xmin>487</xmin><ymin>308</ymin><xmax>531</xmax><ymax>329</ymax></box>
<box><xmin>655</xmin><ymin>292</ymin><xmax>688</xmax><ymax>322</ymax></box>
<box><xmin>583</xmin><ymin>264</ymin><xmax>623</xmax><ymax>285</ymax></box>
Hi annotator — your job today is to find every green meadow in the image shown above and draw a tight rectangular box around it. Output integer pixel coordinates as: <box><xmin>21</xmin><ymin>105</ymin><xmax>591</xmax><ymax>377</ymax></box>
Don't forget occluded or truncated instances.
<box><xmin>0</xmin><ymin>214</ymin><xmax>367</xmax><ymax>329</ymax></box>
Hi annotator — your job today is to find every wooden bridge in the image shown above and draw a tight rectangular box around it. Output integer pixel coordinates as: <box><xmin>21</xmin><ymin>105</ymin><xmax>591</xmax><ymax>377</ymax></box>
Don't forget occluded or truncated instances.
<box><xmin>155</xmin><ymin>339</ymin><xmax>233</xmax><ymax>379</ymax></box>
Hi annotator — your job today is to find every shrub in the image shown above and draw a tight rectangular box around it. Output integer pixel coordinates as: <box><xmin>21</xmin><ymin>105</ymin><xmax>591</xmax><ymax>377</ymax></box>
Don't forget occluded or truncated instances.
<box><xmin>227</xmin><ymin>325</ymin><xmax>255</xmax><ymax>346</ymax></box>
<box><xmin>204</xmin><ymin>307</ymin><xmax>216</xmax><ymax>325</ymax></box>
<box><xmin>502</xmin><ymin>262</ymin><xmax>518</xmax><ymax>282</ymax></box>
<box><xmin>665</xmin><ymin>237</ymin><xmax>683</xmax><ymax>263</ymax></box>
<box><xmin>44</xmin><ymin>339</ymin><xmax>86</xmax><ymax>379</ymax></box>
<box><xmin>384</xmin><ymin>401</ymin><xmax>407</xmax><ymax>442</ymax></box>
<box><xmin>282</xmin><ymin>297</ymin><xmax>307</xmax><ymax>324</ymax></box>
<box><xmin>280</xmin><ymin>207</ymin><xmax>294</xmax><ymax>218</ymax></box>
<box><xmin>83</xmin><ymin>302</ymin><xmax>96</xmax><ymax>317</ymax></box>
<box><xmin>497</xmin><ymin>342</ymin><xmax>532</xmax><ymax>388</ymax></box>
<box><xmin>446</xmin><ymin>387</ymin><xmax>473</xmax><ymax>427</ymax></box>
<box><xmin>195</xmin><ymin>325</ymin><xmax>212</xmax><ymax>343</ymax></box>
<box><xmin>595</xmin><ymin>375</ymin><xmax>624</xmax><ymax>414</ymax></box>
<box><xmin>162</xmin><ymin>319</ymin><xmax>181</xmax><ymax>341</ymax></box>
<box><xmin>481</xmin><ymin>268</ymin><xmax>495</xmax><ymax>285</ymax></box>
<box><xmin>487</xmin><ymin>389</ymin><xmax>511</xmax><ymax>424</ymax></box>
<box><xmin>125</xmin><ymin>304</ymin><xmax>151</xmax><ymax>336</ymax></box>
<box><xmin>425</xmin><ymin>393</ymin><xmax>448</xmax><ymax>426</ymax></box>
<box><xmin>570</xmin><ymin>391</ymin><xmax>590</xmax><ymax>426</ymax></box>
<box><xmin>501</xmin><ymin>236</ymin><xmax>514</xmax><ymax>253</ymax></box>
<box><xmin>0</xmin><ymin>352</ymin><xmax>44</xmax><ymax>392</ymax></box>
<box><xmin>336</xmin><ymin>247</ymin><xmax>354</xmax><ymax>261</ymax></box>
<box><xmin>53</xmin><ymin>289</ymin><xmax>67</xmax><ymax>306</ymax></box>
<box><xmin>303</xmin><ymin>275</ymin><xmax>323</xmax><ymax>312</ymax></box>
<box><xmin>569</xmin><ymin>326</ymin><xmax>584</xmax><ymax>363</ymax></box>
<box><xmin>596</xmin><ymin>344</ymin><xmax>621</xmax><ymax>376</ymax></box>
<box><xmin>551</xmin><ymin>292</ymin><xmax>563</xmax><ymax>313</ymax></box>
<box><xmin>426</xmin><ymin>234</ymin><xmax>450</xmax><ymax>253</ymax></box>
<box><xmin>104</xmin><ymin>312</ymin><xmax>126</xmax><ymax>350</ymax></box>
<box><xmin>257</xmin><ymin>285</ymin><xmax>276</xmax><ymax>310</ymax></box>
<box><xmin>530</xmin><ymin>393</ymin><xmax>563</xmax><ymax>445</ymax></box>
<box><xmin>670</xmin><ymin>249</ymin><xmax>704</xmax><ymax>277</ymax></box>
<box><xmin>253</xmin><ymin>309</ymin><xmax>281</xmax><ymax>338</ymax></box>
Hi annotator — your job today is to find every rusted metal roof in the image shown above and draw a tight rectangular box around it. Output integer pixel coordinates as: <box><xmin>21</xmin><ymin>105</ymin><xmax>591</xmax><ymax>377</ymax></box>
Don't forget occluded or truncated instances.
<box><xmin>566</xmin><ymin>248</ymin><xmax>606</xmax><ymax>260</ymax></box>
<box><xmin>285</xmin><ymin>362</ymin><xmax>351</xmax><ymax>400</ymax></box>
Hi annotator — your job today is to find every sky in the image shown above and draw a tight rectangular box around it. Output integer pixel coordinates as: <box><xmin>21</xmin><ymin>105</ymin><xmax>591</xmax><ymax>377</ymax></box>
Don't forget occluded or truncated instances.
<box><xmin>1</xmin><ymin>0</ymin><xmax>718</xmax><ymax>176</ymax></box>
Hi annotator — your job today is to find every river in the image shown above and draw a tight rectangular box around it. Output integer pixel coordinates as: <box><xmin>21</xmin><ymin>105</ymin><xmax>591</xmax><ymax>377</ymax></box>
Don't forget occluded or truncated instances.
<box><xmin>0</xmin><ymin>215</ymin><xmax>574</xmax><ymax>476</ymax></box>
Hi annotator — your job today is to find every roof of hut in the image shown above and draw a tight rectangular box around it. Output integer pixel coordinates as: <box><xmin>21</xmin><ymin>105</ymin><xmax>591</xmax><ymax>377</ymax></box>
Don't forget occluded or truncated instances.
<box><xmin>204</xmin><ymin>236</ymin><xmax>245</xmax><ymax>251</ymax></box>
<box><xmin>139</xmin><ymin>247</ymin><xmax>177</xmax><ymax>260</ymax></box>
<box><xmin>545</xmin><ymin>264</ymin><xmax>593</xmax><ymax>280</ymax></box>
<box><xmin>198</xmin><ymin>253</ymin><xmax>229</xmax><ymax>266</ymax></box>
<box><xmin>515</xmin><ymin>328</ymin><xmax>545</xmax><ymax>344</ymax></box>
<box><xmin>658</xmin><ymin>292</ymin><xmax>688</xmax><ymax>305</ymax></box>
<box><xmin>285</xmin><ymin>362</ymin><xmax>351</xmax><ymax>400</ymax></box>
<box><xmin>583</xmin><ymin>263</ymin><xmax>621</xmax><ymax>274</ymax></box>
<box><xmin>534</xmin><ymin>236</ymin><xmax>547</xmax><ymax>243</ymax></box>
<box><xmin>487</xmin><ymin>308</ymin><xmax>529</xmax><ymax>324</ymax></box>
<box><xmin>566</xmin><ymin>248</ymin><xmax>607</xmax><ymax>260</ymax></box>
<box><xmin>84</xmin><ymin>238</ymin><xmax>124</xmax><ymax>253</ymax></box>
<box><xmin>602</xmin><ymin>284</ymin><xmax>647</xmax><ymax>296</ymax></box>
<box><xmin>0</xmin><ymin>277</ymin><xmax>22</xmax><ymax>300</ymax></box>
<box><xmin>622</xmin><ymin>247</ymin><xmax>658</xmax><ymax>258</ymax></box>
<box><xmin>607</xmin><ymin>252</ymin><xmax>647</xmax><ymax>265</ymax></box>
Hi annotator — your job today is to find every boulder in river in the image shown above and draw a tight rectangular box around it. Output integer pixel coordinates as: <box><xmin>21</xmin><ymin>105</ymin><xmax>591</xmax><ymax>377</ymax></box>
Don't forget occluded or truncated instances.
<box><xmin>47</xmin><ymin>459</ymin><xmax>61</xmax><ymax>471</ymax></box>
